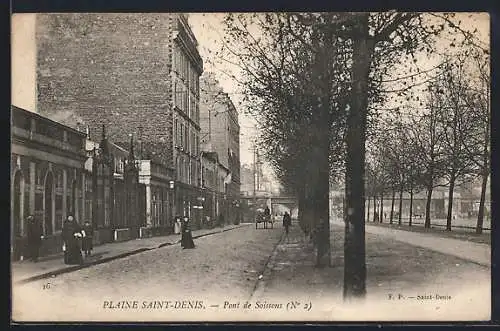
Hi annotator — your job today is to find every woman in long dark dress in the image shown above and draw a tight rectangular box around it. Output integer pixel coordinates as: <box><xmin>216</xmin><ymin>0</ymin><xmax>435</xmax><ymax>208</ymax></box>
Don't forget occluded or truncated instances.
<box><xmin>181</xmin><ymin>217</ymin><xmax>195</xmax><ymax>249</ymax></box>
<box><xmin>62</xmin><ymin>215</ymin><xmax>84</xmax><ymax>265</ymax></box>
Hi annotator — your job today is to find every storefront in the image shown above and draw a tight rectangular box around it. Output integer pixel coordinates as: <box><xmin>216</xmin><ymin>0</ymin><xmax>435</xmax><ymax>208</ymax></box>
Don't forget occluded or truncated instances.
<box><xmin>11</xmin><ymin>106</ymin><xmax>87</xmax><ymax>260</ymax></box>
<box><xmin>138</xmin><ymin>159</ymin><xmax>175</xmax><ymax>236</ymax></box>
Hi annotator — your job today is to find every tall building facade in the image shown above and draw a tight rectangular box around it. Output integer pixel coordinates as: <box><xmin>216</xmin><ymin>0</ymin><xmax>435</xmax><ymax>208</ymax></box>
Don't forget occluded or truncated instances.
<box><xmin>199</xmin><ymin>73</ymin><xmax>241</xmax><ymax>223</ymax></box>
<box><xmin>35</xmin><ymin>13</ymin><xmax>203</xmax><ymax>224</ymax></box>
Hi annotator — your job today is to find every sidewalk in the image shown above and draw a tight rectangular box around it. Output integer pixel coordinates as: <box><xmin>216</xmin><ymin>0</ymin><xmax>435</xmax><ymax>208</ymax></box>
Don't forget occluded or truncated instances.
<box><xmin>12</xmin><ymin>223</ymin><xmax>249</xmax><ymax>284</ymax></box>
<box><xmin>328</xmin><ymin>217</ymin><xmax>490</xmax><ymax>266</ymax></box>
<box><xmin>365</xmin><ymin>224</ymin><xmax>490</xmax><ymax>267</ymax></box>
<box><xmin>365</xmin><ymin>221</ymin><xmax>491</xmax><ymax>245</ymax></box>
<box><xmin>250</xmin><ymin>221</ymin><xmax>490</xmax><ymax>321</ymax></box>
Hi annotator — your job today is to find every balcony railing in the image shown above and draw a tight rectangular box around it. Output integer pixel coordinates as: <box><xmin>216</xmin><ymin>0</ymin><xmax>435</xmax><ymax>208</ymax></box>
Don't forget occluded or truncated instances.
<box><xmin>11</xmin><ymin>107</ymin><xmax>86</xmax><ymax>155</ymax></box>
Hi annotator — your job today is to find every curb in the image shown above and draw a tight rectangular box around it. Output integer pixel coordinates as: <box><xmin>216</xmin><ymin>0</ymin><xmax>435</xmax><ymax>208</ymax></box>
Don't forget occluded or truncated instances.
<box><xmin>156</xmin><ymin>223</ymin><xmax>249</xmax><ymax>248</ymax></box>
<box><xmin>15</xmin><ymin>247</ymin><xmax>152</xmax><ymax>285</ymax></box>
<box><xmin>16</xmin><ymin>224</ymin><xmax>250</xmax><ymax>284</ymax></box>
<box><xmin>248</xmin><ymin>230</ymin><xmax>285</xmax><ymax>302</ymax></box>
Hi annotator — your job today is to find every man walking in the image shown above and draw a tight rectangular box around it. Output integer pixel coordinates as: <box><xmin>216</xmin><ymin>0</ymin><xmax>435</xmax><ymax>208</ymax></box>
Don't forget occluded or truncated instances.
<box><xmin>26</xmin><ymin>215</ymin><xmax>43</xmax><ymax>262</ymax></box>
<box><xmin>282</xmin><ymin>211</ymin><xmax>292</xmax><ymax>242</ymax></box>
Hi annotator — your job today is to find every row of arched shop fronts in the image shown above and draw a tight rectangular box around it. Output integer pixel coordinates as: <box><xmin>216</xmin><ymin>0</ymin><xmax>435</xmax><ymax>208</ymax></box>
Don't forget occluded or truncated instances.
<box><xmin>11</xmin><ymin>106</ymin><xmax>239</xmax><ymax>261</ymax></box>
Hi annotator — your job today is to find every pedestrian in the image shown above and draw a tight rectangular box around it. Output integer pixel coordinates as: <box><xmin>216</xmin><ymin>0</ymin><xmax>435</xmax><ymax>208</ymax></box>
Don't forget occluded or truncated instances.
<box><xmin>82</xmin><ymin>220</ymin><xmax>94</xmax><ymax>257</ymax></box>
<box><xmin>181</xmin><ymin>217</ymin><xmax>195</xmax><ymax>249</ymax></box>
<box><xmin>62</xmin><ymin>215</ymin><xmax>84</xmax><ymax>265</ymax></box>
<box><xmin>264</xmin><ymin>206</ymin><xmax>270</xmax><ymax>219</ymax></box>
<box><xmin>174</xmin><ymin>216</ymin><xmax>182</xmax><ymax>234</ymax></box>
<box><xmin>26</xmin><ymin>215</ymin><xmax>43</xmax><ymax>262</ymax></box>
<box><xmin>218</xmin><ymin>213</ymin><xmax>225</xmax><ymax>227</ymax></box>
<box><xmin>282</xmin><ymin>211</ymin><xmax>292</xmax><ymax>239</ymax></box>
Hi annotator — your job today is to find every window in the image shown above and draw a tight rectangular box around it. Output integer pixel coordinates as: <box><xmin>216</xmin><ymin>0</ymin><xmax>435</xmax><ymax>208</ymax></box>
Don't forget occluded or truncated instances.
<box><xmin>195</xmin><ymin>101</ymin><xmax>199</xmax><ymax>124</ymax></box>
<box><xmin>174</xmin><ymin>45</ymin><xmax>181</xmax><ymax>74</ymax></box>
<box><xmin>55</xmin><ymin>170</ymin><xmax>63</xmax><ymax>190</ymax></box>
<box><xmin>183</xmin><ymin>55</ymin><xmax>188</xmax><ymax>80</ymax></box>
<box><xmin>183</xmin><ymin>86</ymin><xmax>188</xmax><ymax>112</ymax></box>
<box><xmin>195</xmin><ymin>134</ymin><xmax>199</xmax><ymax>156</ymax></box>
<box><xmin>177</xmin><ymin>157</ymin><xmax>181</xmax><ymax>180</ymax></box>
<box><xmin>35</xmin><ymin>166</ymin><xmax>43</xmax><ymax>186</ymax></box>
<box><xmin>173</xmin><ymin>81</ymin><xmax>178</xmax><ymax>107</ymax></box>
<box><xmin>191</xmin><ymin>131</ymin><xmax>195</xmax><ymax>156</ymax></box>
<box><xmin>35</xmin><ymin>192</ymin><xmax>43</xmax><ymax>211</ymax></box>
<box><xmin>174</xmin><ymin>119</ymin><xmax>178</xmax><ymax>147</ymax></box>
<box><xmin>189</xmin><ymin>93</ymin><xmax>194</xmax><ymax>120</ymax></box>
<box><xmin>180</xmin><ymin>123</ymin><xmax>184</xmax><ymax>149</ymax></box>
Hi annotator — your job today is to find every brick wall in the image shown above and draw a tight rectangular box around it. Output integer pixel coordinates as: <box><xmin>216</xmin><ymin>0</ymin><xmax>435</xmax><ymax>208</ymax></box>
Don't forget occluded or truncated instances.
<box><xmin>36</xmin><ymin>13</ymin><xmax>179</xmax><ymax>168</ymax></box>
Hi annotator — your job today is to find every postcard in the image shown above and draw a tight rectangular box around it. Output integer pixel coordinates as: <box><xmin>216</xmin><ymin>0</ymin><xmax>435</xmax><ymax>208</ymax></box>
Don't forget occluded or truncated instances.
<box><xmin>11</xmin><ymin>12</ymin><xmax>491</xmax><ymax>322</ymax></box>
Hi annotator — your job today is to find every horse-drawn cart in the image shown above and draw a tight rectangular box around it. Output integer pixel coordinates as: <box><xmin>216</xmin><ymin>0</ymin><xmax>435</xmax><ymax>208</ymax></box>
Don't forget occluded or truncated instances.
<box><xmin>255</xmin><ymin>213</ymin><xmax>273</xmax><ymax>229</ymax></box>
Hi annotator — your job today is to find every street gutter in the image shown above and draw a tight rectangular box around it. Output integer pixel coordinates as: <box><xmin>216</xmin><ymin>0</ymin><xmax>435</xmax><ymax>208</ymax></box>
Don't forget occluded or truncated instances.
<box><xmin>247</xmin><ymin>231</ymin><xmax>285</xmax><ymax>302</ymax></box>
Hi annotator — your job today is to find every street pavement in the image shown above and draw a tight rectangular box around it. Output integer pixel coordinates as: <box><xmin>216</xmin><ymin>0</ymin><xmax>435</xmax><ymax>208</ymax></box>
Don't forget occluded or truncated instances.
<box><xmin>12</xmin><ymin>223</ymin><xmax>284</xmax><ymax>322</ymax></box>
<box><xmin>12</xmin><ymin>224</ymin><xmax>247</xmax><ymax>284</ymax></box>
<box><xmin>12</xmin><ymin>219</ymin><xmax>491</xmax><ymax>322</ymax></box>
<box><xmin>251</xmin><ymin>221</ymin><xmax>490</xmax><ymax>321</ymax></box>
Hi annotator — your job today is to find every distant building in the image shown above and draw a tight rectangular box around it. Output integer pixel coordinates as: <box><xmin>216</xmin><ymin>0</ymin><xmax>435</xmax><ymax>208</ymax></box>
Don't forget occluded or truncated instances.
<box><xmin>35</xmin><ymin>13</ymin><xmax>203</xmax><ymax>224</ymax></box>
<box><xmin>240</xmin><ymin>164</ymin><xmax>254</xmax><ymax>197</ymax></box>
<box><xmin>199</xmin><ymin>73</ymin><xmax>241</xmax><ymax>223</ymax></box>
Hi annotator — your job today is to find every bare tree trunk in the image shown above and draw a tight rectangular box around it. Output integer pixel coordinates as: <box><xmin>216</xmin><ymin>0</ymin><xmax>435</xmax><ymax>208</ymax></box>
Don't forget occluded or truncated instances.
<box><xmin>409</xmin><ymin>185</ymin><xmax>414</xmax><ymax>227</ymax></box>
<box><xmin>310</xmin><ymin>26</ymin><xmax>332</xmax><ymax>267</ymax></box>
<box><xmin>313</xmin><ymin>140</ymin><xmax>331</xmax><ymax>267</ymax></box>
<box><xmin>302</xmin><ymin>180</ymin><xmax>316</xmax><ymax>243</ymax></box>
<box><xmin>390</xmin><ymin>188</ymin><xmax>395</xmax><ymax>224</ymax></box>
<box><xmin>424</xmin><ymin>185</ymin><xmax>433</xmax><ymax>228</ymax></box>
<box><xmin>380</xmin><ymin>193</ymin><xmax>384</xmax><ymax>223</ymax></box>
<box><xmin>366</xmin><ymin>197</ymin><xmax>371</xmax><ymax>222</ymax></box>
<box><xmin>476</xmin><ymin>171</ymin><xmax>488</xmax><ymax>234</ymax></box>
<box><xmin>398</xmin><ymin>185</ymin><xmax>403</xmax><ymax>225</ymax></box>
<box><xmin>344</xmin><ymin>13</ymin><xmax>373</xmax><ymax>300</ymax></box>
<box><xmin>298</xmin><ymin>189</ymin><xmax>307</xmax><ymax>235</ymax></box>
<box><xmin>446</xmin><ymin>174</ymin><xmax>456</xmax><ymax>231</ymax></box>
<box><xmin>475</xmin><ymin>125</ymin><xmax>489</xmax><ymax>234</ymax></box>
<box><xmin>372</xmin><ymin>195</ymin><xmax>377</xmax><ymax>223</ymax></box>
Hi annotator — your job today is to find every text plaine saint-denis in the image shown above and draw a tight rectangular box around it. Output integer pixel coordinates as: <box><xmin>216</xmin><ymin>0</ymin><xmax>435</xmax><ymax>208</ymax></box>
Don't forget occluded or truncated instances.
<box><xmin>102</xmin><ymin>300</ymin><xmax>311</xmax><ymax>311</ymax></box>
<box><xmin>103</xmin><ymin>300</ymin><xmax>206</xmax><ymax>309</ymax></box>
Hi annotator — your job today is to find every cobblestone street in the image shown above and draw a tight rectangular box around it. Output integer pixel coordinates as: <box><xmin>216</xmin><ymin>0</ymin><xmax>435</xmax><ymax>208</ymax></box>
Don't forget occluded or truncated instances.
<box><xmin>12</xmin><ymin>224</ymin><xmax>283</xmax><ymax>322</ymax></box>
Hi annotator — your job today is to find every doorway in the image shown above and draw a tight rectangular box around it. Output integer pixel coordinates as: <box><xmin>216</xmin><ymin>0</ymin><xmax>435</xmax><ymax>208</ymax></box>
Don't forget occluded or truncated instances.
<box><xmin>44</xmin><ymin>172</ymin><xmax>54</xmax><ymax>235</ymax></box>
<box><xmin>11</xmin><ymin>172</ymin><xmax>23</xmax><ymax>260</ymax></box>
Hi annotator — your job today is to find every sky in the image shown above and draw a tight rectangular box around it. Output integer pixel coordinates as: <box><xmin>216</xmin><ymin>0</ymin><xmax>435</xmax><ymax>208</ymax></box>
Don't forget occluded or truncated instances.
<box><xmin>188</xmin><ymin>13</ymin><xmax>259</xmax><ymax>168</ymax></box>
